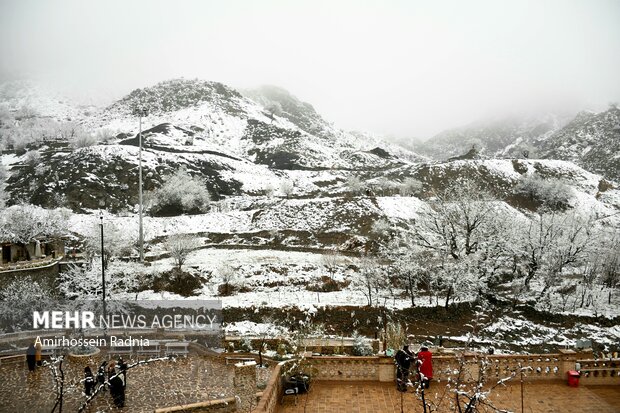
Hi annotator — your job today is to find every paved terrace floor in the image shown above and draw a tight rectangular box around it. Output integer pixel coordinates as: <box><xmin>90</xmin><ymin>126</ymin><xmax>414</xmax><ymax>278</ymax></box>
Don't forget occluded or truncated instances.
<box><xmin>278</xmin><ymin>380</ymin><xmax>620</xmax><ymax>413</ymax></box>
<box><xmin>0</xmin><ymin>354</ymin><xmax>238</xmax><ymax>413</ymax></box>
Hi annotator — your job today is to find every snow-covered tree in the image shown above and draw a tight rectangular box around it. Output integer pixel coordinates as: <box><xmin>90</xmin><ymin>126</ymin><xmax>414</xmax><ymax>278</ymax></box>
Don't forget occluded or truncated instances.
<box><xmin>0</xmin><ymin>204</ymin><xmax>71</xmax><ymax>247</ymax></box>
<box><xmin>345</xmin><ymin>175</ymin><xmax>364</xmax><ymax>195</ymax></box>
<box><xmin>370</xmin><ymin>218</ymin><xmax>392</xmax><ymax>241</ymax></box>
<box><xmin>372</xmin><ymin>176</ymin><xmax>399</xmax><ymax>196</ymax></box>
<box><xmin>515</xmin><ymin>211</ymin><xmax>593</xmax><ymax>291</ymax></box>
<box><xmin>148</xmin><ymin>167</ymin><xmax>210</xmax><ymax>215</ymax></box>
<box><xmin>355</xmin><ymin>255</ymin><xmax>383</xmax><ymax>306</ymax></box>
<box><xmin>386</xmin><ymin>238</ymin><xmax>444</xmax><ymax>307</ymax></box>
<box><xmin>0</xmin><ymin>162</ymin><xmax>6</xmax><ymax>208</ymax></box>
<box><xmin>218</xmin><ymin>263</ymin><xmax>238</xmax><ymax>296</ymax></box>
<box><xmin>82</xmin><ymin>220</ymin><xmax>133</xmax><ymax>269</ymax></box>
<box><xmin>58</xmin><ymin>261</ymin><xmax>142</xmax><ymax>299</ymax></box>
<box><xmin>321</xmin><ymin>248</ymin><xmax>342</xmax><ymax>278</ymax></box>
<box><xmin>411</xmin><ymin>180</ymin><xmax>508</xmax><ymax>306</ymax></box>
<box><xmin>265</xmin><ymin>102</ymin><xmax>283</xmax><ymax>123</ymax></box>
<box><xmin>600</xmin><ymin>238</ymin><xmax>620</xmax><ymax>304</ymax></box>
<box><xmin>399</xmin><ymin>177</ymin><xmax>423</xmax><ymax>196</ymax></box>
<box><xmin>414</xmin><ymin>180</ymin><xmax>497</xmax><ymax>259</ymax></box>
<box><xmin>514</xmin><ymin>175</ymin><xmax>573</xmax><ymax>210</ymax></box>
<box><xmin>0</xmin><ymin>277</ymin><xmax>51</xmax><ymax>331</ymax></box>
<box><xmin>279</xmin><ymin>179</ymin><xmax>294</xmax><ymax>198</ymax></box>
<box><xmin>166</xmin><ymin>234</ymin><xmax>197</xmax><ymax>269</ymax></box>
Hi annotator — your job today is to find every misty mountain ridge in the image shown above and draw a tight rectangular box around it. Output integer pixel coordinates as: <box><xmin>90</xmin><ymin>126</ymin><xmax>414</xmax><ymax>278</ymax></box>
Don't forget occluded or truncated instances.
<box><xmin>414</xmin><ymin>106</ymin><xmax>620</xmax><ymax>182</ymax></box>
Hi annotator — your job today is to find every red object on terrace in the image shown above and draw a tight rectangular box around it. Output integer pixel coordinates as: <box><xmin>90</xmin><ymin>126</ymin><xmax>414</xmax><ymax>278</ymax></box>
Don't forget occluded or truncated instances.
<box><xmin>567</xmin><ymin>370</ymin><xmax>580</xmax><ymax>387</ymax></box>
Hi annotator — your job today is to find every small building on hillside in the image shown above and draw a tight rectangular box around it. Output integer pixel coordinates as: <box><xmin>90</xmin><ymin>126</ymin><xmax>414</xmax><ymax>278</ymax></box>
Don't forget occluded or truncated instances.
<box><xmin>0</xmin><ymin>238</ymin><xmax>66</xmax><ymax>265</ymax></box>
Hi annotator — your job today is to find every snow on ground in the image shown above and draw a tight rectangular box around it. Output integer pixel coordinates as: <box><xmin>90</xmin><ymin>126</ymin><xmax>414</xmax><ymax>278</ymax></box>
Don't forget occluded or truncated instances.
<box><xmin>69</xmin><ymin>210</ymin><xmax>255</xmax><ymax>240</ymax></box>
<box><xmin>481</xmin><ymin>315</ymin><xmax>620</xmax><ymax>351</ymax></box>
<box><xmin>1</xmin><ymin>153</ymin><xmax>20</xmax><ymax>168</ymax></box>
<box><xmin>376</xmin><ymin>196</ymin><xmax>428</xmax><ymax>220</ymax></box>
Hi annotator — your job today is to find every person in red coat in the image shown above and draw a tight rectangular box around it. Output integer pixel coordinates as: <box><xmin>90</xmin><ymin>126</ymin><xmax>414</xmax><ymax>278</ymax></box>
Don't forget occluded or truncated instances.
<box><xmin>417</xmin><ymin>345</ymin><xmax>433</xmax><ymax>389</ymax></box>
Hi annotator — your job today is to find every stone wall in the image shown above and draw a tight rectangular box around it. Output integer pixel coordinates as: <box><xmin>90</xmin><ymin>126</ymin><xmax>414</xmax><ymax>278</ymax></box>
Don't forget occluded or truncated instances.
<box><xmin>577</xmin><ymin>356</ymin><xmax>620</xmax><ymax>385</ymax></box>
<box><xmin>153</xmin><ymin>398</ymin><xmax>237</xmax><ymax>413</ymax></box>
<box><xmin>234</xmin><ymin>361</ymin><xmax>257</xmax><ymax>411</ymax></box>
<box><xmin>254</xmin><ymin>361</ymin><xmax>287</xmax><ymax>413</ymax></box>
<box><xmin>0</xmin><ymin>259</ymin><xmax>60</xmax><ymax>290</ymax></box>
<box><xmin>304</xmin><ymin>356</ymin><xmax>395</xmax><ymax>382</ymax></box>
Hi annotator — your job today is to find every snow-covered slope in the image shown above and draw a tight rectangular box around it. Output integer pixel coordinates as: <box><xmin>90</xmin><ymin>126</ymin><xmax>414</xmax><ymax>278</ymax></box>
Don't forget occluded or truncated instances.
<box><xmin>0</xmin><ymin>80</ymin><xmax>87</xmax><ymax>122</ymax></box>
<box><xmin>417</xmin><ymin>107</ymin><xmax>620</xmax><ymax>184</ymax></box>
<box><xmin>537</xmin><ymin>106</ymin><xmax>620</xmax><ymax>182</ymax></box>
<box><xmin>92</xmin><ymin>79</ymin><xmax>409</xmax><ymax>170</ymax></box>
<box><xmin>415</xmin><ymin>113</ymin><xmax>568</xmax><ymax>160</ymax></box>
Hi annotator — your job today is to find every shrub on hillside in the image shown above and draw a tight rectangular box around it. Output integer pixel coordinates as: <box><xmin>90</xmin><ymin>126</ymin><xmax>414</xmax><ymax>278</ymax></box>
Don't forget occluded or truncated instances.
<box><xmin>513</xmin><ymin>175</ymin><xmax>573</xmax><ymax>210</ymax></box>
<box><xmin>148</xmin><ymin>168</ymin><xmax>210</xmax><ymax>216</ymax></box>
<box><xmin>151</xmin><ymin>268</ymin><xmax>203</xmax><ymax>297</ymax></box>
<box><xmin>305</xmin><ymin>276</ymin><xmax>350</xmax><ymax>292</ymax></box>
<box><xmin>400</xmin><ymin>177</ymin><xmax>423</xmax><ymax>196</ymax></box>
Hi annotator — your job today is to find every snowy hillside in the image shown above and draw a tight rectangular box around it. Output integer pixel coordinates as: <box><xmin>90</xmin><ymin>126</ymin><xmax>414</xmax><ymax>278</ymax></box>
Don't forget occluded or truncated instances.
<box><xmin>0</xmin><ymin>80</ymin><xmax>87</xmax><ymax>122</ymax></box>
<box><xmin>2</xmin><ymin>79</ymin><xmax>620</xmax><ymax>354</ymax></box>
<box><xmin>415</xmin><ymin>113</ymin><xmax>568</xmax><ymax>160</ymax></box>
<box><xmin>537</xmin><ymin>106</ymin><xmax>620</xmax><ymax>182</ymax></box>
<box><xmin>416</xmin><ymin>106</ymin><xmax>620</xmax><ymax>184</ymax></box>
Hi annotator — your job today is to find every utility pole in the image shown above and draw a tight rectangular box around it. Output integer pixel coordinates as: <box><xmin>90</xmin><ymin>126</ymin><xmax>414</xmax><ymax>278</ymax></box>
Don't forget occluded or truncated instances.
<box><xmin>136</xmin><ymin>106</ymin><xmax>148</xmax><ymax>262</ymax></box>
<box><xmin>99</xmin><ymin>211</ymin><xmax>106</xmax><ymax>330</ymax></box>
<box><xmin>100</xmin><ymin>212</ymin><xmax>105</xmax><ymax>300</ymax></box>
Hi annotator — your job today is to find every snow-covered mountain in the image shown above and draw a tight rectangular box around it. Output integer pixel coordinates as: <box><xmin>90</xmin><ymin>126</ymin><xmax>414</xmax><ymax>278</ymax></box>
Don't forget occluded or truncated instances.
<box><xmin>0</xmin><ymin>80</ymin><xmax>91</xmax><ymax>122</ymax></box>
<box><xmin>537</xmin><ymin>106</ymin><xmax>620</xmax><ymax>182</ymax></box>
<box><xmin>2</xmin><ymin>78</ymin><xmax>421</xmax><ymax>211</ymax></box>
<box><xmin>414</xmin><ymin>113</ymin><xmax>568</xmax><ymax>160</ymax></box>
<box><xmin>416</xmin><ymin>106</ymin><xmax>620</xmax><ymax>183</ymax></box>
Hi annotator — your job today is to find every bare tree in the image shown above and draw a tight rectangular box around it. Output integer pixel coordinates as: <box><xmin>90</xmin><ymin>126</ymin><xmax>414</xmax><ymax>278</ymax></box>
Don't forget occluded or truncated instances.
<box><xmin>279</xmin><ymin>179</ymin><xmax>294</xmax><ymax>198</ymax></box>
<box><xmin>345</xmin><ymin>175</ymin><xmax>364</xmax><ymax>196</ymax></box>
<box><xmin>83</xmin><ymin>219</ymin><xmax>133</xmax><ymax>269</ymax></box>
<box><xmin>356</xmin><ymin>255</ymin><xmax>382</xmax><ymax>306</ymax></box>
<box><xmin>265</xmin><ymin>102</ymin><xmax>283</xmax><ymax>123</ymax></box>
<box><xmin>322</xmin><ymin>248</ymin><xmax>342</xmax><ymax>278</ymax></box>
<box><xmin>218</xmin><ymin>263</ymin><xmax>237</xmax><ymax>296</ymax></box>
<box><xmin>166</xmin><ymin>234</ymin><xmax>197</xmax><ymax>270</ymax></box>
<box><xmin>412</xmin><ymin>180</ymin><xmax>505</xmax><ymax>307</ymax></box>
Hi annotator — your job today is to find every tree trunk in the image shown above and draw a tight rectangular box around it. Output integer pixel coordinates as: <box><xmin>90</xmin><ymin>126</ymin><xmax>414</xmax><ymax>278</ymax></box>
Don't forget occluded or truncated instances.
<box><xmin>445</xmin><ymin>286</ymin><xmax>452</xmax><ymax>309</ymax></box>
<box><xmin>408</xmin><ymin>275</ymin><xmax>415</xmax><ymax>307</ymax></box>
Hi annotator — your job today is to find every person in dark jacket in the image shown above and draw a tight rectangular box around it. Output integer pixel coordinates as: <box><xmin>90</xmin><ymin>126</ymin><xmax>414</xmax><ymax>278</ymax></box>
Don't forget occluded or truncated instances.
<box><xmin>108</xmin><ymin>363</ymin><xmax>125</xmax><ymax>408</ymax></box>
<box><xmin>417</xmin><ymin>345</ymin><xmax>433</xmax><ymax>389</ymax></box>
<box><xmin>97</xmin><ymin>360</ymin><xmax>107</xmax><ymax>391</ymax></box>
<box><xmin>117</xmin><ymin>357</ymin><xmax>127</xmax><ymax>388</ymax></box>
<box><xmin>84</xmin><ymin>366</ymin><xmax>95</xmax><ymax>396</ymax></box>
<box><xmin>395</xmin><ymin>344</ymin><xmax>414</xmax><ymax>392</ymax></box>
<box><xmin>26</xmin><ymin>343</ymin><xmax>36</xmax><ymax>372</ymax></box>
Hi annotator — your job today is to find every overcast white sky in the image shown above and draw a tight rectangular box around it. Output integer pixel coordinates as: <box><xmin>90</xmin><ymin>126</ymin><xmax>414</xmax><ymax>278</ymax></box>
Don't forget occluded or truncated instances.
<box><xmin>1</xmin><ymin>0</ymin><xmax>619</xmax><ymax>138</ymax></box>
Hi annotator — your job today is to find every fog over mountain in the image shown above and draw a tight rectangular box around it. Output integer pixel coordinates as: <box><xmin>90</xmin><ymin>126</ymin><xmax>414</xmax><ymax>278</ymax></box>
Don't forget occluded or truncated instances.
<box><xmin>1</xmin><ymin>0</ymin><xmax>619</xmax><ymax>139</ymax></box>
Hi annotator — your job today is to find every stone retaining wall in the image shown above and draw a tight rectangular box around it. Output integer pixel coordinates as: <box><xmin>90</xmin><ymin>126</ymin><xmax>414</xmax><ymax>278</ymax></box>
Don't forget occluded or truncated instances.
<box><xmin>277</xmin><ymin>350</ymin><xmax>620</xmax><ymax>386</ymax></box>
<box><xmin>153</xmin><ymin>398</ymin><xmax>237</xmax><ymax>413</ymax></box>
<box><xmin>0</xmin><ymin>259</ymin><xmax>60</xmax><ymax>290</ymax></box>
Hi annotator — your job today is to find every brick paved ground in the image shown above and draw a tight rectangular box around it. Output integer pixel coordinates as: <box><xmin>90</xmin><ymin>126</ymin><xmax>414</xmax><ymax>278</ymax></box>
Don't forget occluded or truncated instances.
<box><xmin>0</xmin><ymin>354</ymin><xmax>237</xmax><ymax>413</ymax></box>
<box><xmin>278</xmin><ymin>380</ymin><xmax>620</xmax><ymax>413</ymax></box>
